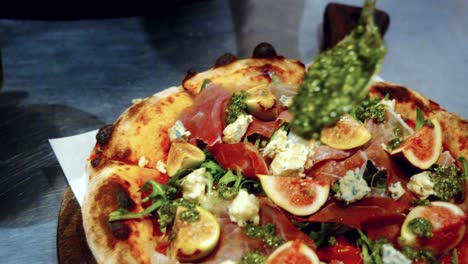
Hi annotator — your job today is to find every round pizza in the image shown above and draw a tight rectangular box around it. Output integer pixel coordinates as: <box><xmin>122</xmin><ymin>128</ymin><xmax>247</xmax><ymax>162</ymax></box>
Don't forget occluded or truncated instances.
<box><xmin>81</xmin><ymin>4</ymin><xmax>467</xmax><ymax>263</ymax></box>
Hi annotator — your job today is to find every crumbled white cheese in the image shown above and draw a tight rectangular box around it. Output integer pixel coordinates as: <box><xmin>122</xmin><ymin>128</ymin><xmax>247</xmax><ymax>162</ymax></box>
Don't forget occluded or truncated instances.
<box><xmin>138</xmin><ymin>156</ymin><xmax>149</xmax><ymax>167</ymax></box>
<box><xmin>228</xmin><ymin>189</ymin><xmax>260</xmax><ymax>227</ymax></box>
<box><xmin>262</xmin><ymin>130</ymin><xmax>289</xmax><ymax>158</ymax></box>
<box><xmin>335</xmin><ymin>168</ymin><xmax>371</xmax><ymax>204</ymax></box>
<box><xmin>219</xmin><ymin>261</ymin><xmax>236</xmax><ymax>264</ymax></box>
<box><xmin>269</xmin><ymin>143</ymin><xmax>309</xmax><ymax>176</ymax></box>
<box><xmin>168</xmin><ymin>120</ymin><xmax>191</xmax><ymax>142</ymax></box>
<box><xmin>407</xmin><ymin>171</ymin><xmax>434</xmax><ymax>200</ymax></box>
<box><xmin>181</xmin><ymin>168</ymin><xmax>208</xmax><ymax>203</ymax></box>
<box><xmin>382</xmin><ymin>244</ymin><xmax>412</xmax><ymax>264</ymax></box>
<box><xmin>156</xmin><ymin>160</ymin><xmax>167</xmax><ymax>174</ymax></box>
<box><xmin>222</xmin><ymin>114</ymin><xmax>253</xmax><ymax>144</ymax></box>
<box><xmin>279</xmin><ymin>95</ymin><xmax>293</xmax><ymax>108</ymax></box>
<box><xmin>388</xmin><ymin>181</ymin><xmax>406</xmax><ymax>200</ymax></box>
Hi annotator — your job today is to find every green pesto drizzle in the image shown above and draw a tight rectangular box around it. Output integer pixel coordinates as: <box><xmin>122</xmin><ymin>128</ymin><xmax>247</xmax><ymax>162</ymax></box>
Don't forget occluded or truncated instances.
<box><xmin>291</xmin><ymin>0</ymin><xmax>386</xmax><ymax>138</ymax></box>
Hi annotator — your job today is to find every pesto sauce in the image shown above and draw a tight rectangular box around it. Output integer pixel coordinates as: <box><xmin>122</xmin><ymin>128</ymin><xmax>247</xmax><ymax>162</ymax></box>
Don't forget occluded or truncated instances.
<box><xmin>431</xmin><ymin>164</ymin><xmax>463</xmax><ymax>201</ymax></box>
<box><xmin>239</xmin><ymin>251</ymin><xmax>266</xmax><ymax>264</ymax></box>
<box><xmin>291</xmin><ymin>0</ymin><xmax>386</xmax><ymax>138</ymax></box>
<box><xmin>226</xmin><ymin>91</ymin><xmax>248</xmax><ymax>124</ymax></box>
<box><xmin>244</xmin><ymin>223</ymin><xmax>284</xmax><ymax>248</ymax></box>
<box><xmin>179</xmin><ymin>208</ymin><xmax>200</xmax><ymax>222</ymax></box>
<box><xmin>408</xmin><ymin>217</ymin><xmax>433</xmax><ymax>238</ymax></box>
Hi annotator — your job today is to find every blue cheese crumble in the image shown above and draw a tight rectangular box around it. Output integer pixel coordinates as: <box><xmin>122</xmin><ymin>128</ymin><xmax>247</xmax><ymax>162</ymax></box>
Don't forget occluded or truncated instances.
<box><xmin>168</xmin><ymin>120</ymin><xmax>191</xmax><ymax>142</ymax></box>
<box><xmin>222</xmin><ymin>114</ymin><xmax>253</xmax><ymax>144</ymax></box>
<box><xmin>382</xmin><ymin>244</ymin><xmax>411</xmax><ymax>264</ymax></box>
<box><xmin>335</xmin><ymin>168</ymin><xmax>371</xmax><ymax>204</ymax></box>
<box><xmin>406</xmin><ymin>171</ymin><xmax>434</xmax><ymax>200</ymax></box>
<box><xmin>388</xmin><ymin>181</ymin><xmax>406</xmax><ymax>200</ymax></box>
<box><xmin>269</xmin><ymin>143</ymin><xmax>309</xmax><ymax>176</ymax></box>
<box><xmin>181</xmin><ymin>168</ymin><xmax>208</xmax><ymax>203</ymax></box>
<box><xmin>228</xmin><ymin>189</ymin><xmax>260</xmax><ymax>227</ymax></box>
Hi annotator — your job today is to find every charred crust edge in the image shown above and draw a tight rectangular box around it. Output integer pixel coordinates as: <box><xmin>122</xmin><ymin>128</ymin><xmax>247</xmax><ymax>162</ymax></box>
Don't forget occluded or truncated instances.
<box><xmin>214</xmin><ymin>52</ymin><xmax>238</xmax><ymax>68</ymax></box>
<box><xmin>107</xmin><ymin>221</ymin><xmax>131</xmax><ymax>240</ymax></box>
<box><xmin>96</xmin><ymin>124</ymin><xmax>114</xmax><ymax>145</ymax></box>
<box><xmin>252</xmin><ymin>42</ymin><xmax>278</xmax><ymax>58</ymax></box>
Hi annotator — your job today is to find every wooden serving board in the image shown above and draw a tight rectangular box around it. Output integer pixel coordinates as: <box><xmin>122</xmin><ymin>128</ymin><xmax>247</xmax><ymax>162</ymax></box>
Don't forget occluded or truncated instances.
<box><xmin>57</xmin><ymin>187</ymin><xmax>97</xmax><ymax>264</ymax></box>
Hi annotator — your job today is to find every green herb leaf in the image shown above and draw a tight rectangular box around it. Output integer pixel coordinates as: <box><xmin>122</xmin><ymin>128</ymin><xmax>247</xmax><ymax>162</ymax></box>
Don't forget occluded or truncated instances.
<box><xmin>415</xmin><ymin>108</ymin><xmax>425</xmax><ymax>131</ymax></box>
<box><xmin>459</xmin><ymin>157</ymin><xmax>468</xmax><ymax>179</ymax></box>
<box><xmin>362</xmin><ymin>161</ymin><xmax>387</xmax><ymax>190</ymax></box>
<box><xmin>200</xmin><ymin>79</ymin><xmax>211</xmax><ymax>91</ymax></box>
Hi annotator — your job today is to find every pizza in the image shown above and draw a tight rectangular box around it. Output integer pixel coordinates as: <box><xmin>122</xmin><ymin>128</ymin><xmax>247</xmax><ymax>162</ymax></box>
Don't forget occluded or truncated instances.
<box><xmin>81</xmin><ymin>3</ymin><xmax>467</xmax><ymax>262</ymax></box>
<box><xmin>81</xmin><ymin>40</ymin><xmax>467</xmax><ymax>264</ymax></box>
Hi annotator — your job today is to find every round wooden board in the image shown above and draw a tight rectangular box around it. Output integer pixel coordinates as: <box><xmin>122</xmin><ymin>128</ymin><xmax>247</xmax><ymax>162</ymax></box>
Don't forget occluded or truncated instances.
<box><xmin>57</xmin><ymin>187</ymin><xmax>97</xmax><ymax>264</ymax></box>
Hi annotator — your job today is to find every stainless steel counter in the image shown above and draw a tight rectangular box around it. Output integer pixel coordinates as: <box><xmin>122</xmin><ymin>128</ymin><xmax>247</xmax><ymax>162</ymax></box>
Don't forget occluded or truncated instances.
<box><xmin>0</xmin><ymin>0</ymin><xmax>466</xmax><ymax>263</ymax></box>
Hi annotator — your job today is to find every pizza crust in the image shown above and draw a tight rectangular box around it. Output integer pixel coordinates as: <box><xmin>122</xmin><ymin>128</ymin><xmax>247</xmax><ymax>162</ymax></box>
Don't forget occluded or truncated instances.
<box><xmin>82</xmin><ymin>160</ymin><xmax>161</xmax><ymax>264</ymax></box>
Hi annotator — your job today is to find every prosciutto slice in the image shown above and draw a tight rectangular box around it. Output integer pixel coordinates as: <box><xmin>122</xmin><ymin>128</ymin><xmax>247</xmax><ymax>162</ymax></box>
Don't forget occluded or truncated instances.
<box><xmin>245</xmin><ymin>110</ymin><xmax>292</xmax><ymax>138</ymax></box>
<box><xmin>179</xmin><ymin>84</ymin><xmax>232</xmax><ymax>146</ymax></box>
<box><xmin>210</xmin><ymin>142</ymin><xmax>268</xmax><ymax>179</ymax></box>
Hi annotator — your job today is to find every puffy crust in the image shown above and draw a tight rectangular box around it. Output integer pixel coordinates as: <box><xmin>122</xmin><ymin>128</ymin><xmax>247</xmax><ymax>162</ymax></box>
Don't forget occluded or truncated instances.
<box><xmin>370</xmin><ymin>82</ymin><xmax>468</xmax><ymax>159</ymax></box>
<box><xmin>182</xmin><ymin>58</ymin><xmax>305</xmax><ymax>95</ymax></box>
<box><xmin>82</xmin><ymin>161</ymin><xmax>161</xmax><ymax>264</ymax></box>
<box><xmin>91</xmin><ymin>86</ymin><xmax>194</xmax><ymax>173</ymax></box>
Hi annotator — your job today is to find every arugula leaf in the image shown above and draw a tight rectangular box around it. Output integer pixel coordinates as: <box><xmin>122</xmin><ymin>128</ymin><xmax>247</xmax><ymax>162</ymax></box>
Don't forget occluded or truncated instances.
<box><xmin>200</xmin><ymin>79</ymin><xmax>211</xmax><ymax>90</ymax></box>
<box><xmin>459</xmin><ymin>157</ymin><xmax>468</xmax><ymax>179</ymax></box>
<box><xmin>306</xmin><ymin>222</ymin><xmax>352</xmax><ymax>248</ymax></box>
<box><xmin>362</xmin><ymin>161</ymin><xmax>387</xmax><ymax>191</ymax></box>
<box><xmin>415</xmin><ymin>108</ymin><xmax>433</xmax><ymax>131</ymax></box>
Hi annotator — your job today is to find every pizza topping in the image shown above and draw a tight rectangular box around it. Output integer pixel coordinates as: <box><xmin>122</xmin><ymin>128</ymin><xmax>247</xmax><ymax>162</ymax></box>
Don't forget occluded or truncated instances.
<box><xmin>222</xmin><ymin>114</ymin><xmax>254</xmax><ymax>144</ymax></box>
<box><xmin>239</xmin><ymin>251</ymin><xmax>266</xmax><ymax>264</ymax></box>
<box><xmin>179</xmin><ymin>84</ymin><xmax>232</xmax><ymax>146</ymax></box>
<box><xmin>270</xmin><ymin>142</ymin><xmax>309</xmax><ymax>176</ymax></box>
<box><xmin>291</xmin><ymin>0</ymin><xmax>386</xmax><ymax>139</ymax></box>
<box><xmin>166</xmin><ymin>141</ymin><xmax>205</xmax><ymax>177</ymax></box>
<box><xmin>353</xmin><ymin>96</ymin><xmax>387</xmax><ymax>123</ymax></box>
<box><xmin>258</xmin><ymin>175</ymin><xmax>330</xmax><ymax>216</ymax></box>
<box><xmin>388</xmin><ymin>181</ymin><xmax>406</xmax><ymax>200</ymax></box>
<box><xmin>320</xmin><ymin>114</ymin><xmax>372</xmax><ymax>150</ymax></box>
<box><xmin>252</xmin><ymin>42</ymin><xmax>278</xmax><ymax>59</ymax></box>
<box><xmin>138</xmin><ymin>156</ymin><xmax>149</xmax><ymax>167</ymax></box>
<box><xmin>334</xmin><ymin>168</ymin><xmax>371</xmax><ymax>204</ymax></box>
<box><xmin>245</xmin><ymin>85</ymin><xmax>280</xmax><ymax>121</ymax></box>
<box><xmin>156</xmin><ymin>160</ymin><xmax>167</xmax><ymax>174</ymax></box>
<box><xmin>228</xmin><ymin>189</ymin><xmax>260</xmax><ymax>227</ymax></box>
<box><xmin>181</xmin><ymin>168</ymin><xmax>209</xmax><ymax>204</ymax></box>
<box><xmin>262</xmin><ymin>129</ymin><xmax>288</xmax><ymax>158</ymax></box>
<box><xmin>168</xmin><ymin>120</ymin><xmax>191</xmax><ymax>142</ymax></box>
<box><xmin>399</xmin><ymin>201</ymin><xmax>466</xmax><ymax>254</ymax></box>
<box><xmin>265</xmin><ymin>240</ymin><xmax>320</xmax><ymax>264</ymax></box>
<box><xmin>279</xmin><ymin>95</ymin><xmax>293</xmax><ymax>108</ymax></box>
<box><xmin>391</xmin><ymin>118</ymin><xmax>443</xmax><ymax>169</ymax></box>
<box><xmin>210</xmin><ymin>142</ymin><xmax>268</xmax><ymax>179</ymax></box>
<box><xmin>407</xmin><ymin>172</ymin><xmax>434</xmax><ymax>200</ymax></box>
<box><xmin>169</xmin><ymin>206</ymin><xmax>221</xmax><ymax>262</ymax></box>
<box><xmin>226</xmin><ymin>90</ymin><xmax>248</xmax><ymax>124</ymax></box>
<box><xmin>96</xmin><ymin>123</ymin><xmax>114</xmax><ymax>145</ymax></box>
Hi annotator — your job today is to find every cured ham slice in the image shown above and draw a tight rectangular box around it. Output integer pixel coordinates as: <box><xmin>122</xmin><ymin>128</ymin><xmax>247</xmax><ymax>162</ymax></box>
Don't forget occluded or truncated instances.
<box><xmin>245</xmin><ymin>110</ymin><xmax>292</xmax><ymax>138</ymax></box>
<box><xmin>307</xmin><ymin>145</ymin><xmax>353</xmax><ymax>169</ymax></box>
<box><xmin>210</xmin><ymin>142</ymin><xmax>268</xmax><ymax>178</ymax></box>
<box><xmin>179</xmin><ymin>84</ymin><xmax>232</xmax><ymax>146</ymax></box>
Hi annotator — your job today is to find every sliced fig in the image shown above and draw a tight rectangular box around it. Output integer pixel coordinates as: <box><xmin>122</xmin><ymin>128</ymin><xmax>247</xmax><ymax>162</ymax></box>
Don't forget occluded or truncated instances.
<box><xmin>166</xmin><ymin>141</ymin><xmax>205</xmax><ymax>177</ymax></box>
<box><xmin>320</xmin><ymin>114</ymin><xmax>372</xmax><ymax>150</ymax></box>
<box><xmin>258</xmin><ymin>175</ymin><xmax>329</xmax><ymax>216</ymax></box>
<box><xmin>169</xmin><ymin>206</ymin><xmax>221</xmax><ymax>262</ymax></box>
<box><xmin>266</xmin><ymin>240</ymin><xmax>320</xmax><ymax>264</ymax></box>
<box><xmin>400</xmin><ymin>201</ymin><xmax>466</xmax><ymax>254</ymax></box>
<box><xmin>245</xmin><ymin>84</ymin><xmax>280</xmax><ymax>121</ymax></box>
<box><xmin>391</xmin><ymin>118</ymin><xmax>442</xmax><ymax>169</ymax></box>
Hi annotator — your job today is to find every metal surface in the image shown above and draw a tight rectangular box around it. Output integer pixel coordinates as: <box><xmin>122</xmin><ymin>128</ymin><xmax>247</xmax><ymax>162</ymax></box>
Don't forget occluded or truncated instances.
<box><xmin>0</xmin><ymin>0</ymin><xmax>466</xmax><ymax>263</ymax></box>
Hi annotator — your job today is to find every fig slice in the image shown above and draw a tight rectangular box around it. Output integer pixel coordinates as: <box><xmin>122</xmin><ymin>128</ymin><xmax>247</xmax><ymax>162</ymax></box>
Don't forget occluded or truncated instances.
<box><xmin>320</xmin><ymin>114</ymin><xmax>372</xmax><ymax>150</ymax></box>
<box><xmin>391</xmin><ymin>118</ymin><xmax>442</xmax><ymax>169</ymax></box>
<box><xmin>266</xmin><ymin>240</ymin><xmax>320</xmax><ymax>264</ymax></box>
<box><xmin>400</xmin><ymin>201</ymin><xmax>466</xmax><ymax>255</ymax></box>
<box><xmin>258</xmin><ymin>175</ymin><xmax>330</xmax><ymax>216</ymax></box>
<box><xmin>169</xmin><ymin>206</ymin><xmax>221</xmax><ymax>262</ymax></box>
